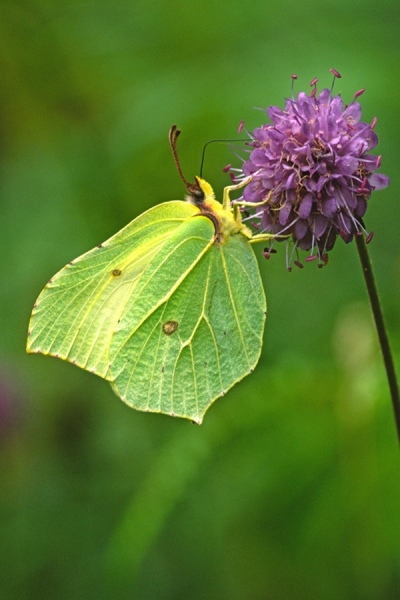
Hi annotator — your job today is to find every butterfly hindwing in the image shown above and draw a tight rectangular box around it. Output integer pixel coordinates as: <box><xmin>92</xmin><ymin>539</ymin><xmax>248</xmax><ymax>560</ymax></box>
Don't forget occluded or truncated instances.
<box><xmin>110</xmin><ymin>232</ymin><xmax>266</xmax><ymax>423</ymax></box>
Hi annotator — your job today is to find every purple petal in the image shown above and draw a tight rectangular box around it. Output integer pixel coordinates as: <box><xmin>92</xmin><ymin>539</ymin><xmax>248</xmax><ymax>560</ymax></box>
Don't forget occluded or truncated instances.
<box><xmin>300</xmin><ymin>121</ymin><xmax>311</xmax><ymax>138</ymax></box>
<box><xmin>336</xmin><ymin>155</ymin><xmax>359</xmax><ymax>175</ymax></box>
<box><xmin>317</xmin><ymin>161</ymin><xmax>329</xmax><ymax>176</ymax></box>
<box><xmin>253</xmin><ymin>127</ymin><xmax>271</xmax><ymax>143</ymax></box>
<box><xmin>267</xmin><ymin>129</ymin><xmax>285</xmax><ymax>143</ymax></box>
<box><xmin>261</xmin><ymin>210</ymin><xmax>273</xmax><ymax>231</ymax></box>
<box><xmin>338</xmin><ymin>185</ymin><xmax>357</xmax><ymax>209</ymax></box>
<box><xmin>313</xmin><ymin>215</ymin><xmax>328</xmax><ymax>238</ymax></box>
<box><xmin>298</xmin><ymin>232</ymin><xmax>313</xmax><ymax>250</ymax></box>
<box><xmin>359</xmin><ymin>154</ymin><xmax>379</xmax><ymax>170</ymax></box>
<box><xmin>355</xmin><ymin>196</ymin><xmax>367</xmax><ymax>217</ymax></box>
<box><xmin>286</xmin><ymin>189</ymin><xmax>297</xmax><ymax>203</ymax></box>
<box><xmin>326</xmin><ymin>116</ymin><xmax>339</xmax><ymax>140</ymax></box>
<box><xmin>342</xmin><ymin>102</ymin><xmax>362</xmax><ymax>124</ymax></box>
<box><xmin>292</xmin><ymin>145</ymin><xmax>310</xmax><ymax>166</ymax></box>
<box><xmin>338</xmin><ymin>212</ymin><xmax>353</xmax><ymax>236</ymax></box>
<box><xmin>329</xmin><ymin>96</ymin><xmax>343</xmax><ymax>118</ymax></box>
<box><xmin>366</xmin><ymin>130</ymin><xmax>378</xmax><ymax>150</ymax></box>
<box><xmin>267</xmin><ymin>106</ymin><xmax>285</xmax><ymax>124</ymax></box>
<box><xmin>250</xmin><ymin>148</ymin><xmax>270</xmax><ymax>167</ymax></box>
<box><xmin>318</xmin><ymin>89</ymin><xmax>331</xmax><ymax>105</ymax></box>
<box><xmin>294</xmin><ymin>219</ymin><xmax>308</xmax><ymax>240</ymax></box>
<box><xmin>297</xmin><ymin>92</ymin><xmax>314</xmax><ymax>120</ymax></box>
<box><xmin>286</xmin><ymin>171</ymin><xmax>297</xmax><ymax>188</ymax></box>
<box><xmin>304</xmin><ymin>177</ymin><xmax>318</xmax><ymax>192</ymax></box>
<box><xmin>368</xmin><ymin>173</ymin><xmax>390</xmax><ymax>190</ymax></box>
<box><xmin>242</xmin><ymin>161</ymin><xmax>259</xmax><ymax>177</ymax></box>
<box><xmin>321</xmin><ymin>196</ymin><xmax>337</xmax><ymax>218</ymax></box>
<box><xmin>279</xmin><ymin>203</ymin><xmax>292</xmax><ymax>225</ymax></box>
<box><xmin>341</xmin><ymin>137</ymin><xmax>368</xmax><ymax>156</ymax></box>
<box><xmin>243</xmin><ymin>180</ymin><xmax>265</xmax><ymax>202</ymax></box>
<box><xmin>261</xmin><ymin>176</ymin><xmax>275</xmax><ymax>190</ymax></box>
<box><xmin>269</xmin><ymin>191</ymin><xmax>281</xmax><ymax>205</ymax></box>
<box><xmin>298</xmin><ymin>193</ymin><xmax>313</xmax><ymax>218</ymax></box>
<box><xmin>317</xmin><ymin>175</ymin><xmax>329</xmax><ymax>193</ymax></box>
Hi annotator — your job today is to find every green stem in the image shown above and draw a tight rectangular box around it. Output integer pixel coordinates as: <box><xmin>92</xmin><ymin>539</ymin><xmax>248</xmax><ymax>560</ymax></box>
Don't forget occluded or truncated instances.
<box><xmin>355</xmin><ymin>234</ymin><xmax>400</xmax><ymax>445</ymax></box>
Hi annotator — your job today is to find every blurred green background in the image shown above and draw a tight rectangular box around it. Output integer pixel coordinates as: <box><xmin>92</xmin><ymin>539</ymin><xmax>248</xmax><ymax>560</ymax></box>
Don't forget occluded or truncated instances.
<box><xmin>1</xmin><ymin>0</ymin><xmax>400</xmax><ymax>598</ymax></box>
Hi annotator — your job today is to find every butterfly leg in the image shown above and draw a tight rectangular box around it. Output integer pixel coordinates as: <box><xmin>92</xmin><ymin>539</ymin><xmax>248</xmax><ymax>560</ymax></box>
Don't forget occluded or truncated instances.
<box><xmin>222</xmin><ymin>177</ymin><xmax>291</xmax><ymax>245</ymax></box>
<box><xmin>222</xmin><ymin>176</ymin><xmax>253</xmax><ymax>211</ymax></box>
<box><xmin>249</xmin><ymin>232</ymin><xmax>277</xmax><ymax>245</ymax></box>
<box><xmin>232</xmin><ymin>189</ymin><xmax>273</xmax><ymax>210</ymax></box>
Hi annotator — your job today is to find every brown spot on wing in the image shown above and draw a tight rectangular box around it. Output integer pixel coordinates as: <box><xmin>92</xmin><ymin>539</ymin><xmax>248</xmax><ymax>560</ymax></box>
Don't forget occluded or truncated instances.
<box><xmin>162</xmin><ymin>321</ymin><xmax>179</xmax><ymax>335</ymax></box>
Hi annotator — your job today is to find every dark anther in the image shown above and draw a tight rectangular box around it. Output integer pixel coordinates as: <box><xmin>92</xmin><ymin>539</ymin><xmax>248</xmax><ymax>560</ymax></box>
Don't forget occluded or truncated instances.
<box><xmin>366</xmin><ymin>232</ymin><xmax>374</xmax><ymax>244</ymax></box>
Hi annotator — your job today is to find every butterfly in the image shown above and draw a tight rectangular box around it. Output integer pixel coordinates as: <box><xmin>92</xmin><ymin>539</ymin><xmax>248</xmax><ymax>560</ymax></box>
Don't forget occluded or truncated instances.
<box><xmin>27</xmin><ymin>126</ymin><xmax>273</xmax><ymax>423</ymax></box>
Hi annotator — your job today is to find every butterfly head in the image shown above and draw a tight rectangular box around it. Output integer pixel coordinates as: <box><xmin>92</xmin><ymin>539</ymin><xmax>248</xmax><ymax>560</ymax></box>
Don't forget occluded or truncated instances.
<box><xmin>186</xmin><ymin>176</ymin><xmax>215</xmax><ymax>206</ymax></box>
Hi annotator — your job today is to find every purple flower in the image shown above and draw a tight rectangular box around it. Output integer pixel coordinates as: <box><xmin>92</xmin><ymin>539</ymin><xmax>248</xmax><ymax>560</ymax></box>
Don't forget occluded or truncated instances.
<box><xmin>232</xmin><ymin>75</ymin><xmax>390</xmax><ymax>267</ymax></box>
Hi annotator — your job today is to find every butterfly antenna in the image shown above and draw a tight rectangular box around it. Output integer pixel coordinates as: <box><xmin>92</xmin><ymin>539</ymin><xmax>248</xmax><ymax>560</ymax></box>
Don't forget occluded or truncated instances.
<box><xmin>200</xmin><ymin>138</ymin><xmax>248</xmax><ymax>178</ymax></box>
<box><xmin>169</xmin><ymin>125</ymin><xmax>193</xmax><ymax>189</ymax></box>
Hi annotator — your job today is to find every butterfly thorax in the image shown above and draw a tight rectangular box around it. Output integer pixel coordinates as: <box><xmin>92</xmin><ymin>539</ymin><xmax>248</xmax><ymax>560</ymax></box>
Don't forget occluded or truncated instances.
<box><xmin>187</xmin><ymin>176</ymin><xmax>252</xmax><ymax>245</ymax></box>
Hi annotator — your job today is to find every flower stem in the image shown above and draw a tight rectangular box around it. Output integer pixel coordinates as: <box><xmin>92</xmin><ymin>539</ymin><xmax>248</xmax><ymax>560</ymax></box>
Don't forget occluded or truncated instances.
<box><xmin>355</xmin><ymin>234</ymin><xmax>400</xmax><ymax>444</ymax></box>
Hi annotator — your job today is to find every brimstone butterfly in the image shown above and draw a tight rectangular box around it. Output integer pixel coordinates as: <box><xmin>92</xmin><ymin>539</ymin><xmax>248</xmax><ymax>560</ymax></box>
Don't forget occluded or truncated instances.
<box><xmin>27</xmin><ymin>126</ymin><xmax>273</xmax><ymax>423</ymax></box>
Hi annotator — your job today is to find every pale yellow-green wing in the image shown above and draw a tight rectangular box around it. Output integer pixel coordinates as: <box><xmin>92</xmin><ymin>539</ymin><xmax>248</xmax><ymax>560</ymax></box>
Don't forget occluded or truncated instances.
<box><xmin>27</xmin><ymin>201</ymin><xmax>214</xmax><ymax>378</ymax></box>
<box><xmin>109</xmin><ymin>232</ymin><xmax>266</xmax><ymax>423</ymax></box>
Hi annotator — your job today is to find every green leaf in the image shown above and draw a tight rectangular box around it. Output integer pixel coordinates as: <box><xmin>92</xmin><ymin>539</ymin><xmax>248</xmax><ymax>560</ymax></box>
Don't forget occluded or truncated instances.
<box><xmin>27</xmin><ymin>180</ymin><xmax>267</xmax><ymax>422</ymax></box>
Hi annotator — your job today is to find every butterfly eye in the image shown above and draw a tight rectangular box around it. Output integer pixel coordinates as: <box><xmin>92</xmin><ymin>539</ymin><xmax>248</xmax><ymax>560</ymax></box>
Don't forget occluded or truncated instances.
<box><xmin>192</xmin><ymin>188</ymin><xmax>205</xmax><ymax>202</ymax></box>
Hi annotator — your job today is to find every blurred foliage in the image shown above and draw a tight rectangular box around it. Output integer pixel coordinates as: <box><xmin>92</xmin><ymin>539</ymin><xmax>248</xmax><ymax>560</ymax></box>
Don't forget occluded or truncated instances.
<box><xmin>1</xmin><ymin>0</ymin><xmax>400</xmax><ymax>598</ymax></box>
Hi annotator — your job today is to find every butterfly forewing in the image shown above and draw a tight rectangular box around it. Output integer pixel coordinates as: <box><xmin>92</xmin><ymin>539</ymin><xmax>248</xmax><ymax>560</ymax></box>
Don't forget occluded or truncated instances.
<box><xmin>108</xmin><ymin>216</ymin><xmax>215</xmax><ymax>359</ymax></box>
<box><xmin>27</xmin><ymin>201</ymin><xmax>202</xmax><ymax>376</ymax></box>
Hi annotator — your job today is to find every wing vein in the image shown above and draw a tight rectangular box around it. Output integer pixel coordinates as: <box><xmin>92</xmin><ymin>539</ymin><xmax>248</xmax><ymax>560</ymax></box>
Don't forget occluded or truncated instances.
<box><xmin>225</xmin><ymin>250</ymin><xmax>265</xmax><ymax>314</ymax></box>
<box><xmin>220</xmin><ymin>246</ymin><xmax>250</xmax><ymax>368</ymax></box>
<box><xmin>112</xmin><ymin>236</ymin><xmax>213</xmax><ymax>360</ymax></box>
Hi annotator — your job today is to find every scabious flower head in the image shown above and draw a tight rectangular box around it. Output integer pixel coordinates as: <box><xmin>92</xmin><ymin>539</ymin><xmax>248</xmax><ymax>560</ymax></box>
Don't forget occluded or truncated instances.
<box><xmin>231</xmin><ymin>74</ymin><xmax>390</xmax><ymax>267</ymax></box>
